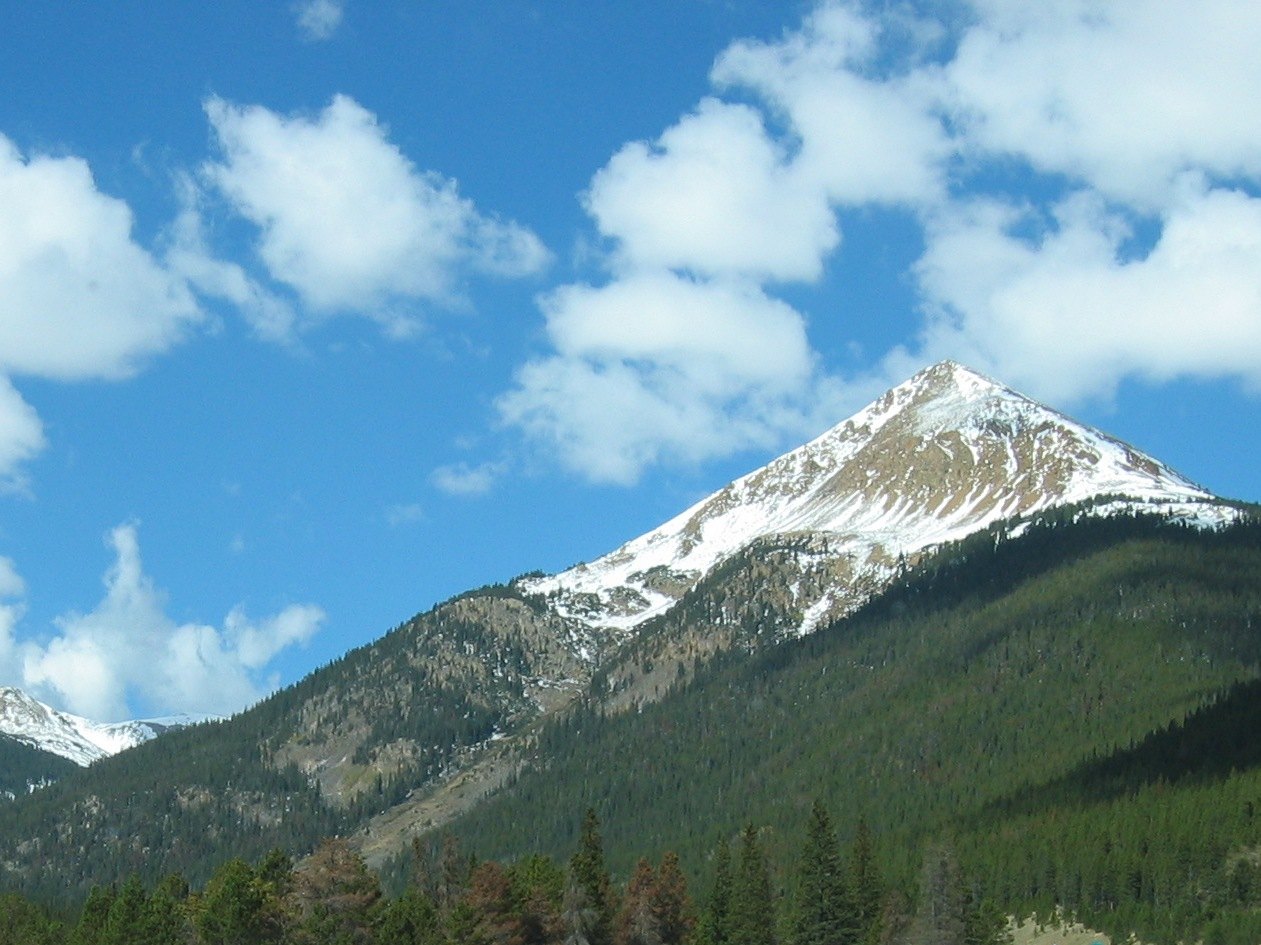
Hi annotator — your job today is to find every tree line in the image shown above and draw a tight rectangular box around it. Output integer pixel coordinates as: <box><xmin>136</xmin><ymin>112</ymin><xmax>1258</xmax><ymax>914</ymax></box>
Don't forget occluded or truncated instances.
<box><xmin>0</xmin><ymin>803</ymin><xmax>1009</xmax><ymax>945</ymax></box>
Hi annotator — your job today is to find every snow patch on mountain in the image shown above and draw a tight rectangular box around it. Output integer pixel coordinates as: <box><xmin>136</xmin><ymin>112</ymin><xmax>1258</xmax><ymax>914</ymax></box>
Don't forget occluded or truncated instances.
<box><xmin>522</xmin><ymin>361</ymin><xmax>1236</xmax><ymax>637</ymax></box>
<box><xmin>0</xmin><ymin>686</ymin><xmax>210</xmax><ymax>766</ymax></box>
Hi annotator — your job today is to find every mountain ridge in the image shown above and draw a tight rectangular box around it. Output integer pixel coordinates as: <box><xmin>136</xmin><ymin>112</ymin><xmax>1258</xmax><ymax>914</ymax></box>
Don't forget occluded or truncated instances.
<box><xmin>0</xmin><ymin>685</ymin><xmax>209</xmax><ymax>767</ymax></box>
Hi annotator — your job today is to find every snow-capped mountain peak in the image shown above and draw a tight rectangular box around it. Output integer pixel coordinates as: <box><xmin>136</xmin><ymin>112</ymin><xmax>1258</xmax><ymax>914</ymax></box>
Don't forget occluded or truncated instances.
<box><xmin>523</xmin><ymin>360</ymin><xmax>1232</xmax><ymax>636</ymax></box>
<box><xmin>0</xmin><ymin>686</ymin><xmax>207</xmax><ymax>766</ymax></box>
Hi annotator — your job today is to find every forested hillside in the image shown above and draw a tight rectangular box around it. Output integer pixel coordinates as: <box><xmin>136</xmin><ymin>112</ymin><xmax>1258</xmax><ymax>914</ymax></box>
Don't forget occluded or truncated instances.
<box><xmin>0</xmin><ymin>802</ymin><xmax>1010</xmax><ymax>945</ymax></box>
<box><xmin>0</xmin><ymin>738</ymin><xmax>75</xmax><ymax>799</ymax></box>
<box><xmin>4</xmin><ymin>513</ymin><xmax>1261</xmax><ymax>945</ymax></box>
<box><xmin>431</xmin><ymin>514</ymin><xmax>1261</xmax><ymax>943</ymax></box>
<box><xmin>0</xmin><ymin>585</ymin><xmax>591</xmax><ymax>900</ymax></box>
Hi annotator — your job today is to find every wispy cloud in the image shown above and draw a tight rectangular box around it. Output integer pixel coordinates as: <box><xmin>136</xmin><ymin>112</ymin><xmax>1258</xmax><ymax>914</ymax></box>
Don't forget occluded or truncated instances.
<box><xmin>430</xmin><ymin>460</ymin><xmax>506</xmax><ymax>496</ymax></box>
<box><xmin>294</xmin><ymin>0</ymin><xmax>344</xmax><ymax>42</ymax></box>
<box><xmin>385</xmin><ymin>502</ymin><xmax>425</xmax><ymax>527</ymax></box>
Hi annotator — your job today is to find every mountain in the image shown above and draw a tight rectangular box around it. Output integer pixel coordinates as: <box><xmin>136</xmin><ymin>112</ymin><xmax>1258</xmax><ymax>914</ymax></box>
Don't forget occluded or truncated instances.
<box><xmin>0</xmin><ymin>686</ymin><xmax>207</xmax><ymax>767</ymax></box>
<box><xmin>0</xmin><ymin>360</ymin><xmax>1252</xmax><ymax>910</ymax></box>
<box><xmin>525</xmin><ymin>360</ymin><xmax>1230</xmax><ymax>638</ymax></box>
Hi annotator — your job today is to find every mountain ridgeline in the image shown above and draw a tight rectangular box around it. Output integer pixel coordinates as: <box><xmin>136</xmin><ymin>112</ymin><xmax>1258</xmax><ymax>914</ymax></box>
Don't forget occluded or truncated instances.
<box><xmin>1</xmin><ymin>361</ymin><xmax>1258</xmax><ymax>945</ymax></box>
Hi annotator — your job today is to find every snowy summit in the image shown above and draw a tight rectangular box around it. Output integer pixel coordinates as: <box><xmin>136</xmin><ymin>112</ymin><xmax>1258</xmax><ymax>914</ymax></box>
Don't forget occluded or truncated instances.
<box><xmin>523</xmin><ymin>361</ymin><xmax>1233</xmax><ymax>636</ymax></box>
<box><xmin>0</xmin><ymin>686</ymin><xmax>208</xmax><ymax>767</ymax></box>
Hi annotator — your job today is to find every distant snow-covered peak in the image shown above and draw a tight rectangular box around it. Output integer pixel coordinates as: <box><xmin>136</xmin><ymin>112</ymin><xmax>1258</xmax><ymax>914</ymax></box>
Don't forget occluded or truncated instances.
<box><xmin>522</xmin><ymin>360</ymin><xmax>1231</xmax><ymax>635</ymax></box>
<box><xmin>0</xmin><ymin>686</ymin><xmax>210</xmax><ymax>767</ymax></box>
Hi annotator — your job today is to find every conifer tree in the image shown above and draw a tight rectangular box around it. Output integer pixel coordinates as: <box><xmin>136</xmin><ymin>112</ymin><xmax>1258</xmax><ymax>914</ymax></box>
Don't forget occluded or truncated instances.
<box><xmin>563</xmin><ymin>877</ymin><xmax>599</xmax><ymax>945</ymax></box>
<box><xmin>198</xmin><ymin>859</ymin><xmax>277</xmax><ymax>945</ymax></box>
<box><xmin>140</xmin><ymin>875</ymin><xmax>191</xmax><ymax>945</ymax></box>
<box><xmin>376</xmin><ymin>886</ymin><xmax>443</xmax><ymax>945</ymax></box>
<box><xmin>962</xmin><ymin>895</ymin><xmax>1011</xmax><ymax>945</ymax></box>
<box><xmin>847</xmin><ymin>821</ymin><xmax>883</xmax><ymax>945</ymax></box>
<box><xmin>791</xmin><ymin>801</ymin><xmax>846</xmax><ymax>945</ymax></box>
<box><xmin>697</xmin><ymin>837</ymin><xmax>733</xmax><ymax>945</ymax></box>
<box><xmin>287</xmin><ymin>838</ymin><xmax>380</xmax><ymax>945</ymax></box>
<box><xmin>0</xmin><ymin>892</ymin><xmax>65</xmax><ymax>945</ymax></box>
<box><xmin>439</xmin><ymin>832</ymin><xmax>470</xmax><ymax>914</ymax></box>
<box><xmin>256</xmin><ymin>849</ymin><xmax>293</xmax><ymax>903</ymax></box>
<box><xmin>70</xmin><ymin>886</ymin><xmax>116</xmax><ymax>945</ymax></box>
<box><xmin>730</xmin><ymin>826</ymin><xmax>776</xmax><ymax>945</ymax></box>
<box><xmin>102</xmin><ymin>874</ymin><xmax>148</xmax><ymax>945</ymax></box>
<box><xmin>470</xmin><ymin>860</ymin><xmax>533</xmax><ymax>945</ymax></box>
<box><xmin>616</xmin><ymin>859</ymin><xmax>663</xmax><ymax>945</ymax></box>
<box><xmin>570</xmin><ymin>808</ymin><xmax>616</xmax><ymax>945</ymax></box>
<box><xmin>511</xmin><ymin>854</ymin><xmax>566</xmax><ymax>945</ymax></box>
<box><xmin>653</xmin><ymin>852</ymin><xmax>696</xmax><ymax>945</ymax></box>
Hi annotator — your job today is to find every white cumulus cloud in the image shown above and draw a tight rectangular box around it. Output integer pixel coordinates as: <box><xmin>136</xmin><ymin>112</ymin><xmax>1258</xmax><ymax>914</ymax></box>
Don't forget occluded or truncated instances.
<box><xmin>945</xmin><ymin>0</ymin><xmax>1261</xmax><ymax>209</ymax></box>
<box><xmin>0</xmin><ymin>135</ymin><xmax>204</xmax><ymax>486</ymax></box>
<box><xmin>713</xmin><ymin>2</ymin><xmax>948</xmax><ymax>207</ymax></box>
<box><xmin>0</xmin><ymin>377</ymin><xmax>44</xmax><ymax>493</ymax></box>
<box><xmin>0</xmin><ymin>137</ymin><xmax>203</xmax><ymax>383</ymax></box>
<box><xmin>901</xmin><ymin>0</ymin><xmax>1261</xmax><ymax>403</ymax></box>
<box><xmin>500</xmin><ymin>2</ymin><xmax>943</xmax><ymax>483</ymax></box>
<box><xmin>203</xmin><ymin>95</ymin><xmax>550</xmax><ymax>334</ymax></box>
<box><xmin>163</xmin><ymin>180</ymin><xmax>298</xmax><ymax>342</ymax></box>
<box><xmin>915</xmin><ymin>182</ymin><xmax>1261</xmax><ymax>404</ymax></box>
<box><xmin>384</xmin><ymin>502</ymin><xmax>425</xmax><ymax>527</ymax></box>
<box><xmin>500</xmin><ymin>273</ymin><xmax>819</xmax><ymax>484</ymax></box>
<box><xmin>0</xmin><ymin>558</ymin><xmax>25</xmax><ymax>686</ymax></box>
<box><xmin>586</xmin><ymin>98</ymin><xmax>838</xmax><ymax>282</ymax></box>
<box><xmin>12</xmin><ymin>524</ymin><xmax>323</xmax><ymax>721</ymax></box>
<box><xmin>503</xmin><ymin>0</ymin><xmax>1261</xmax><ymax>483</ymax></box>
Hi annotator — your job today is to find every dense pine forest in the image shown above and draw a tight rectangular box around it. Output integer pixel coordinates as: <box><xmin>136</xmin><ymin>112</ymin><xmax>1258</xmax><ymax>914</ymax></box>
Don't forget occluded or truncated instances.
<box><xmin>0</xmin><ymin>805</ymin><xmax>1012</xmax><ymax>945</ymax></box>
<box><xmin>433</xmin><ymin>514</ymin><xmax>1261</xmax><ymax>944</ymax></box>
<box><xmin>0</xmin><ymin>739</ymin><xmax>75</xmax><ymax>799</ymax></box>
<box><xmin>4</xmin><ymin>513</ymin><xmax>1261</xmax><ymax>944</ymax></box>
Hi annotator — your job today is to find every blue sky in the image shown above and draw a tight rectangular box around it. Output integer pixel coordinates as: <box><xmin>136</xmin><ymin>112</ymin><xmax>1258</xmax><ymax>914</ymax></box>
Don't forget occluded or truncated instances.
<box><xmin>0</xmin><ymin>1</ymin><xmax>1258</xmax><ymax>721</ymax></box>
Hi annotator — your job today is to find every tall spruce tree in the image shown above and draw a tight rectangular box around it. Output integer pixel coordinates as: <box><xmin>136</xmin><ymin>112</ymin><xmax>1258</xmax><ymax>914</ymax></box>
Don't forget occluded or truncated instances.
<box><xmin>697</xmin><ymin>837</ymin><xmax>734</xmax><ymax>945</ymax></box>
<box><xmin>791</xmin><ymin>801</ymin><xmax>848</xmax><ymax>945</ymax></box>
<box><xmin>287</xmin><ymin>838</ymin><xmax>381</xmax><ymax>945</ymax></box>
<box><xmin>69</xmin><ymin>886</ymin><xmax>116</xmax><ymax>945</ymax></box>
<box><xmin>138</xmin><ymin>874</ymin><xmax>190</xmax><ymax>945</ymax></box>
<box><xmin>198</xmin><ymin>859</ymin><xmax>277</xmax><ymax>945</ymax></box>
<box><xmin>102</xmin><ymin>874</ymin><xmax>148</xmax><ymax>945</ymax></box>
<box><xmin>570</xmin><ymin>808</ymin><xmax>616</xmax><ymax>945</ymax></box>
<box><xmin>847</xmin><ymin>821</ymin><xmax>883</xmax><ymax>945</ymax></box>
<box><xmin>376</xmin><ymin>887</ymin><xmax>443</xmax><ymax>945</ymax></box>
<box><xmin>563</xmin><ymin>877</ymin><xmax>600</xmax><ymax>945</ymax></box>
<box><xmin>511</xmin><ymin>855</ymin><xmax>566</xmax><ymax>945</ymax></box>
<box><xmin>730</xmin><ymin>826</ymin><xmax>776</xmax><ymax>945</ymax></box>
